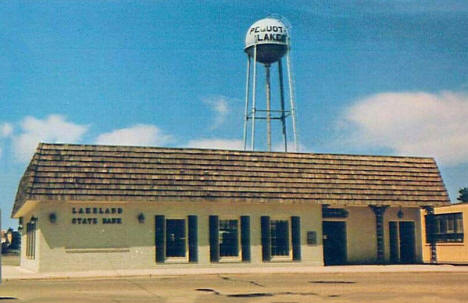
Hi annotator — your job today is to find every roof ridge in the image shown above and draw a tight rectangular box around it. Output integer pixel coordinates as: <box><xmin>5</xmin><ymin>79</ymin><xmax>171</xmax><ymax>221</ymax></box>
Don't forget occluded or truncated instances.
<box><xmin>37</xmin><ymin>142</ymin><xmax>436</xmax><ymax>161</ymax></box>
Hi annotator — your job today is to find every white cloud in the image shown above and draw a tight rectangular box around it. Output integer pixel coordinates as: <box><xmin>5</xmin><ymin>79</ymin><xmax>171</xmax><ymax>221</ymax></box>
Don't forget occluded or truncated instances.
<box><xmin>187</xmin><ymin>138</ymin><xmax>243</xmax><ymax>150</ymax></box>
<box><xmin>95</xmin><ymin>124</ymin><xmax>172</xmax><ymax>147</ymax></box>
<box><xmin>202</xmin><ymin>95</ymin><xmax>231</xmax><ymax>129</ymax></box>
<box><xmin>342</xmin><ymin>91</ymin><xmax>468</xmax><ymax>165</ymax></box>
<box><xmin>13</xmin><ymin>115</ymin><xmax>89</xmax><ymax>162</ymax></box>
<box><xmin>1</xmin><ymin>123</ymin><xmax>13</xmax><ymax>138</ymax></box>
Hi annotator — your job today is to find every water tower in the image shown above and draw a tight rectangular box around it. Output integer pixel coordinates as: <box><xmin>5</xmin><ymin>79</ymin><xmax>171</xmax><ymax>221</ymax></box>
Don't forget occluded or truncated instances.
<box><xmin>243</xmin><ymin>17</ymin><xmax>298</xmax><ymax>152</ymax></box>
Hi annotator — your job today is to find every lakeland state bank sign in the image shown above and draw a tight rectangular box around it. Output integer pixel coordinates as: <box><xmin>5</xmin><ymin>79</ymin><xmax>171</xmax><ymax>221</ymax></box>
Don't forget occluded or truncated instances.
<box><xmin>71</xmin><ymin>207</ymin><xmax>123</xmax><ymax>225</ymax></box>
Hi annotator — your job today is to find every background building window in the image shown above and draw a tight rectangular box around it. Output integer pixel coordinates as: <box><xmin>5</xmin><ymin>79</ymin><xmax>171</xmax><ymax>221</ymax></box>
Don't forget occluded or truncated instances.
<box><xmin>219</xmin><ymin>219</ymin><xmax>239</xmax><ymax>257</ymax></box>
<box><xmin>270</xmin><ymin>220</ymin><xmax>289</xmax><ymax>256</ymax></box>
<box><xmin>426</xmin><ymin>213</ymin><xmax>464</xmax><ymax>243</ymax></box>
<box><xmin>166</xmin><ymin>219</ymin><xmax>186</xmax><ymax>257</ymax></box>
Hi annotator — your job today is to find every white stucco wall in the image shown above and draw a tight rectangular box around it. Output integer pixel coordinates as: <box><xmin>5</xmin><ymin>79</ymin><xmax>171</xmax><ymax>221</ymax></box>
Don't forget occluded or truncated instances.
<box><xmin>18</xmin><ymin>201</ymin><xmax>423</xmax><ymax>272</ymax></box>
<box><xmin>26</xmin><ymin>200</ymin><xmax>324</xmax><ymax>272</ymax></box>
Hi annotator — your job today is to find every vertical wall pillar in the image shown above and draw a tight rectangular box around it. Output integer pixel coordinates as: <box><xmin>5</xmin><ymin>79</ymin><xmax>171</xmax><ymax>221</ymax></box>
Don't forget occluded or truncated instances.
<box><xmin>369</xmin><ymin>205</ymin><xmax>388</xmax><ymax>264</ymax></box>
<box><xmin>423</xmin><ymin>206</ymin><xmax>437</xmax><ymax>264</ymax></box>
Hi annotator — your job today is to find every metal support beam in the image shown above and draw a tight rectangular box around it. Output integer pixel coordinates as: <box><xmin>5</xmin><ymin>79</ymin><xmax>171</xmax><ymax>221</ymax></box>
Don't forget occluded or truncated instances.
<box><xmin>286</xmin><ymin>52</ymin><xmax>298</xmax><ymax>152</ymax></box>
<box><xmin>369</xmin><ymin>205</ymin><xmax>388</xmax><ymax>264</ymax></box>
<box><xmin>243</xmin><ymin>56</ymin><xmax>251</xmax><ymax>150</ymax></box>
<box><xmin>243</xmin><ymin>41</ymin><xmax>298</xmax><ymax>152</ymax></box>
<box><xmin>250</xmin><ymin>46</ymin><xmax>258</xmax><ymax>151</ymax></box>
<box><xmin>265</xmin><ymin>64</ymin><xmax>271</xmax><ymax>151</ymax></box>
<box><xmin>278</xmin><ymin>59</ymin><xmax>288</xmax><ymax>152</ymax></box>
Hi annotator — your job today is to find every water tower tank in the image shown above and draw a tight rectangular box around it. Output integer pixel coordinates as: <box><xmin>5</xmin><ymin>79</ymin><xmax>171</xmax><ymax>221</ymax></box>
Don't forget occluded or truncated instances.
<box><xmin>244</xmin><ymin>18</ymin><xmax>289</xmax><ymax>64</ymax></box>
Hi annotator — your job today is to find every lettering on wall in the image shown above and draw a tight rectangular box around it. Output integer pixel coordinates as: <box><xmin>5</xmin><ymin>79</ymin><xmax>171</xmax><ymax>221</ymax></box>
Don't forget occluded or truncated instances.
<box><xmin>71</xmin><ymin>207</ymin><xmax>123</xmax><ymax>225</ymax></box>
<box><xmin>249</xmin><ymin>25</ymin><xmax>287</xmax><ymax>43</ymax></box>
<box><xmin>322</xmin><ymin>208</ymin><xmax>349</xmax><ymax>219</ymax></box>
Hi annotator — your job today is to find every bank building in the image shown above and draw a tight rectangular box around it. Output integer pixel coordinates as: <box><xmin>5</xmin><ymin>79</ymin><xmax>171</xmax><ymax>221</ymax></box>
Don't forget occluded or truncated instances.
<box><xmin>11</xmin><ymin>17</ymin><xmax>451</xmax><ymax>272</ymax></box>
<box><xmin>12</xmin><ymin>143</ymin><xmax>448</xmax><ymax>272</ymax></box>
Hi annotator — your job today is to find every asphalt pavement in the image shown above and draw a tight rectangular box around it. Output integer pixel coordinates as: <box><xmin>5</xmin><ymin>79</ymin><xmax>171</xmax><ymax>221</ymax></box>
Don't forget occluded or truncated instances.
<box><xmin>2</xmin><ymin>271</ymin><xmax>468</xmax><ymax>303</ymax></box>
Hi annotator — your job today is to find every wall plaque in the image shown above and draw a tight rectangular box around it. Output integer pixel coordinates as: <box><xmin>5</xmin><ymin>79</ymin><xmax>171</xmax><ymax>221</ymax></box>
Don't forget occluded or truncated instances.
<box><xmin>307</xmin><ymin>231</ymin><xmax>317</xmax><ymax>245</ymax></box>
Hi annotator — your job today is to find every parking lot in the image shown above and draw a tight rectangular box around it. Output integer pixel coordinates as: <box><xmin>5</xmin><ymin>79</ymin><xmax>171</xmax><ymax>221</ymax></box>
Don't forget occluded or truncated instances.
<box><xmin>1</xmin><ymin>270</ymin><xmax>468</xmax><ymax>303</ymax></box>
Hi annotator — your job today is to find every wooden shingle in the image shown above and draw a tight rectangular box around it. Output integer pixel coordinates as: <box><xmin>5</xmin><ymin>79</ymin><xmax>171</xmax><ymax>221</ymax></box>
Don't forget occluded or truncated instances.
<box><xmin>11</xmin><ymin>143</ymin><xmax>450</xmax><ymax>217</ymax></box>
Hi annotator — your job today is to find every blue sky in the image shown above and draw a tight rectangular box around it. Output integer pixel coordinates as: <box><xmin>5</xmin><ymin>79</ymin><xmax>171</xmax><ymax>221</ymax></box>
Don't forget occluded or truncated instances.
<box><xmin>1</xmin><ymin>1</ymin><xmax>467</xmax><ymax>228</ymax></box>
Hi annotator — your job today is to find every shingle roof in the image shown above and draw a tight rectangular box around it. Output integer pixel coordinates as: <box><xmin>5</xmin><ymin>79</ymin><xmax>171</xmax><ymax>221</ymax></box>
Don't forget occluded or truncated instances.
<box><xmin>12</xmin><ymin>143</ymin><xmax>450</xmax><ymax>217</ymax></box>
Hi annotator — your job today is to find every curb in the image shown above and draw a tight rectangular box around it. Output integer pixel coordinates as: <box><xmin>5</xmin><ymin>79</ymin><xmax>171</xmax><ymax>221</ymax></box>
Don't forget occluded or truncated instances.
<box><xmin>3</xmin><ymin>264</ymin><xmax>468</xmax><ymax>281</ymax></box>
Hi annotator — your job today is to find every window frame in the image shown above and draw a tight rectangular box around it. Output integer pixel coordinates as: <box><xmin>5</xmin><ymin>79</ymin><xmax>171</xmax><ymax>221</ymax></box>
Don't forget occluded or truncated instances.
<box><xmin>269</xmin><ymin>218</ymin><xmax>292</xmax><ymax>261</ymax></box>
<box><xmin>217</xmin><ymin>217</ymin><xmax>241</xmax><ymax>262</ymax></box>
<box><xmin>426</xmin><ymin>212</ymin><xmax>464</xmax><ymax>243</ymax></box>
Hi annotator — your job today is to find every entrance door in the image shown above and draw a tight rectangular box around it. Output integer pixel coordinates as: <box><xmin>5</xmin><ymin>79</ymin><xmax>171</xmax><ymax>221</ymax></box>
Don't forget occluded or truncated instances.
<box><xmin>389</xmin><ymin>221</ymin><xmax>416</xmax><ymax>264</ymax></box>
<box><xmin>322</xmin><ymin>221</ymin><xmax>347</xmax><ymax>265</ymax></box>
<box><xmin>399</xmin><ymin>222</ymin><xmax>415</xmax><ymax>263</ymax></box>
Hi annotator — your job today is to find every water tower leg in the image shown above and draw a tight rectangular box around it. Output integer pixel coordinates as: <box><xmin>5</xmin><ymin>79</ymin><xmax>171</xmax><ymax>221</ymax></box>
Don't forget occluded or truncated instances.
<box><xmin>251</xmin><ymin>46</ymin><xmax>258</xmax><ymax>151</ymax></box>
<box><xmin>265</xmin><ymin>64</ymin><xmax>272</xmax><ymax>152</ymax></box>
<box><xmin>286</xmin><ymin>52</ymin><xmax>299</xmax><ymax>152</ymax></box>
<box><xmin>278</xmin><ymin>59</ymin><xmax>288</xmax><ymax>152</ymax></box>
<box><xmin>243</xmin><ymin>56</ymin><xmax>251</xmax><ymax>150</ymax></box>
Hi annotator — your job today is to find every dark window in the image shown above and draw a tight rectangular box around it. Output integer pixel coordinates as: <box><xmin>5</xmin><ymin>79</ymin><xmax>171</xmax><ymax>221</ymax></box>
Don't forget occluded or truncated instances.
<box><xmin>26</xmin><ymin>221</ymin><xmax>36</xmax><ymax>259</ymax></box>
<box><xmin>270</xmin><ymin>220</ymin><xmax>289</xmax><ymax>256</ymax></box>
<box><xmin>219</xmin><ymin>219</ymin><xmax>239</xmax><ymax>257</ymax></box>
<box><xmin>456</xmin><ymin>214</ymin><xmax>464</xmax><ymax>233</ymax></box>
<box><xmin>166</xmin><ymin>219</ymin><xmax>186</xmax><ymax>257</ymax></box>
<box><xmin>426</xmin><ymin>213</ymin><xmax>464</xmax><ymax>243</ymax></box>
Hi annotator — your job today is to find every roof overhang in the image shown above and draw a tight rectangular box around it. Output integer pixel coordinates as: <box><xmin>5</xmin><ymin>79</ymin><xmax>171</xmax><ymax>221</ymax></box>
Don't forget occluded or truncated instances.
<box><xmin>11</xmin><ymin>196</ymin><xmax>448</xmax><ymax>218</ymax></box>
<box><xmin>11</xmin><ymin>200</ymin><xmax>40</xmax><ymax>219</ymax></box>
